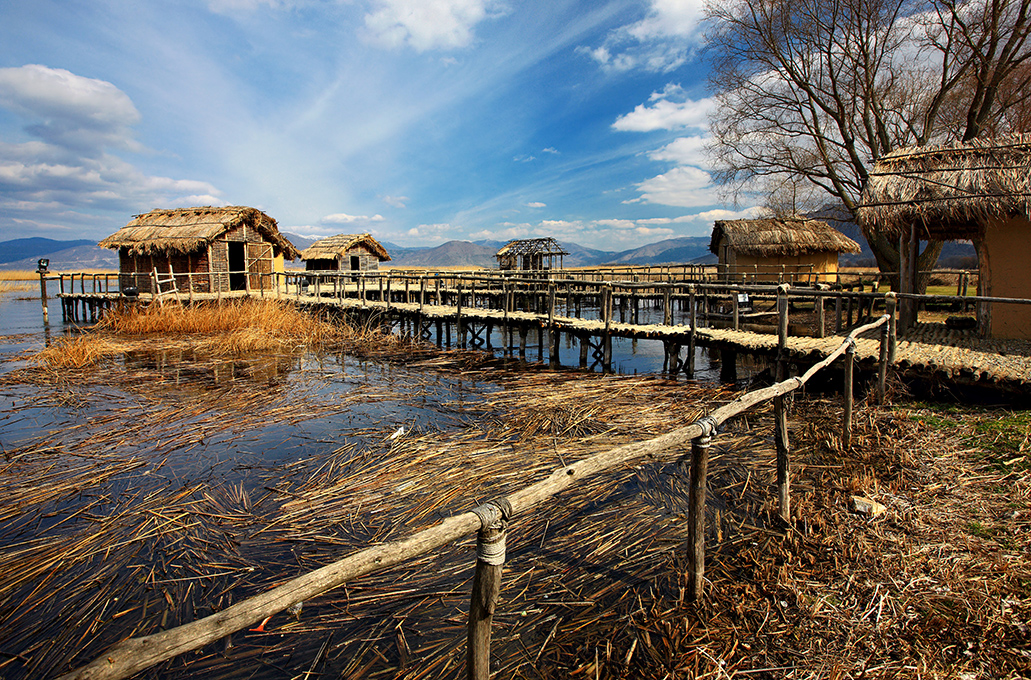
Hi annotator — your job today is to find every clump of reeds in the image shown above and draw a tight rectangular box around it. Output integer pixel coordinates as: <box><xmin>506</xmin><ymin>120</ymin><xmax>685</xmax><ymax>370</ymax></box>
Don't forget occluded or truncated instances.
<box><xmin>33</xmin><ymin>299</ymin><xmax>407</xmax><ymax>369</ymax></box>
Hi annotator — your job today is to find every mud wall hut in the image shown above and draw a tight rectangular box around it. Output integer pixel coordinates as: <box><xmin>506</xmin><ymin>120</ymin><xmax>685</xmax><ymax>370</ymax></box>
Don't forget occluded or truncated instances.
<box><xmin>709</xmin><ymin>218</ymin><xmax>861</xmax><ymax>282</ymax></box>
<box><xmin>856</xmin><ymin>135</ymin><xmax>1031</xmax><ymax>340</ymax></box>
<box><xmin>99</xmin><ymin>206</ymin><xmax>300</xmax><ymax>295</ymax></box>
<box><xmin>299</xmin><ymin>233</ymin><xmax>391</xmax><ymax>272</ymax></box>
<box><xmin>495</xmin><ymin>237</ymin><xmax>568</xmax><ymax>271</ymax></box>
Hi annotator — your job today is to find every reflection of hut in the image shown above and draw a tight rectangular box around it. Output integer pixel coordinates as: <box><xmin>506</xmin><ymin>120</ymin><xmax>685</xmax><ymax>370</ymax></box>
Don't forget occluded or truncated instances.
<box><xmin>857</xmin><ymin>135</ymin><xmax>1031</xmax><ymax>339</ymax></box>
<box><xmin>300</xmin><ymin>233</ymin><xmax>391</xmax><ymax>272</ymax></box>
<box><xmin>495</xmin><ymin>237</ymin><xmax>568</xmax><ymax>271</ymax></box>
<box><xmin>709</xmin><ymin>218</ymin><xmax>861</xmax><ymax>282</ymax></box>
<box><xmin>99</xmin><ymin>206</ymin><xmax>300</xmax><ymax>294</ymax></box>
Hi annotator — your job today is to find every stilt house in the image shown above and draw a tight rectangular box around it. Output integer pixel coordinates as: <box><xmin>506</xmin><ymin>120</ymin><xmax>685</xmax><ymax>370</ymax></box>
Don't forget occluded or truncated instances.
<box><xmin>857</xmin><ymin>135</ymin><xmax>1031</xmax><ymax>340</ymax></box>
<box><xmin>495</xmin><ymin>238</ymin><xmax>568</xmax><ymax>271</ymax></box>
<box><xmin>709</xmin><ymin>218</ymin><xmax>861</xmax><ymax>282</ymax></box>
<box><xmin>99</xmin><ymin>206</ymin><xmax>300</xmax><ymax>294</ymax></box>
<box><xmin>299</xmin><ymin>233</ymin><xmax>391</xmax><ymax>272</ymax></box>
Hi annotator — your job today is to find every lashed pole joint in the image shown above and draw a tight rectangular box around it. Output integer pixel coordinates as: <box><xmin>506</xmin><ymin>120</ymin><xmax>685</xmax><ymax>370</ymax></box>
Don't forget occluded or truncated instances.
<box><xmin>467</xmin><ymin>498</ymin><xmax>513</xmax><ymax>679</ymax></box>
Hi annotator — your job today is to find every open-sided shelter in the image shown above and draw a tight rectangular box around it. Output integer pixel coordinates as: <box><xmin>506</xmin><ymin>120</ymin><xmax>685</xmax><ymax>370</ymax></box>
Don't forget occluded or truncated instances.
<box><xmin>99</xmin><ymin>206</ymin><xmax>300</xmax><ymax>295</ymax></box>
<box><xmin>856</xmin><ymin>135</ymin><xmax>1031</xmax><ymax>339</ymax></box>
<box><xmin>299</xmin><ymin>233</ymin><xmax>391</xmax><ymax>272</ymax></box>
<box><xmin>709</xmin><ymin>218</ymin><xmax>861</xmax><ymax>282</ymax></box>
<box><xmin>495</xmin><ymin>237</ymin><xmax>568</xmax><ymax>271</ymax></box>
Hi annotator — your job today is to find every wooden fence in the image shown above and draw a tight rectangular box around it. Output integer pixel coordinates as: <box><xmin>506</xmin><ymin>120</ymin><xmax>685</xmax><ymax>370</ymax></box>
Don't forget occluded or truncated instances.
<box><xmin>56</xmin><ymin>300</ymin><xmax>893</xmax><ymax>680</ymax></box>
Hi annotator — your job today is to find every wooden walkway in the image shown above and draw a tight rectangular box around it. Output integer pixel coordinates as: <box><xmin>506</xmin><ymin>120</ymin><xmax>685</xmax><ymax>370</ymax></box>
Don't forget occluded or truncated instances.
<box><xmin>54</xmin><ymin>285</ymin><xmax>1031</xmax><ymax>387</ymax></box>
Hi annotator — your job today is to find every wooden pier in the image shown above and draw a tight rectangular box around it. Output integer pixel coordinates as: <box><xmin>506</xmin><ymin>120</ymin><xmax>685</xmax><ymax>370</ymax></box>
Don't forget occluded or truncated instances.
<box><xmin>48</xmin><ymin>268</ymin><xmax>1031</xmax><ymax>388</ymax></box>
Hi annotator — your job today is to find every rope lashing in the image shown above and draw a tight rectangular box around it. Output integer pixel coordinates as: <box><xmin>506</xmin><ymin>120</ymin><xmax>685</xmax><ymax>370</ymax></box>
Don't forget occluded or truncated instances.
<box><xmin>695</xmin><ymin>414</ymin><xmax>718</xmax><ymax>440</ymax></box>
<box><xmin>471</xmin><ymin>498</ymin><xmax>512</xmax><ymax>566</ymax></box>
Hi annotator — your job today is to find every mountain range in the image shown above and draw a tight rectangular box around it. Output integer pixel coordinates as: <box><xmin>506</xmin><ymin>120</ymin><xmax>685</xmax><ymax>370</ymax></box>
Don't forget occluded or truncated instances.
<box><xmin>0</xmin><ymin>229</ymin><xmax>975</xmax><ymax>271</ymax></box>
<box><xmin>0</xmin><ymin>234</ymin><xmax>719</xmax><ymax>271</ymax></box>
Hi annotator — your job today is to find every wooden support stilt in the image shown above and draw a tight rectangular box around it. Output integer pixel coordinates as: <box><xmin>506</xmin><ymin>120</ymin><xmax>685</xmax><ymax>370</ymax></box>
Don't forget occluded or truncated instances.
<box><xmin>720</xmin><ymin>349</ymin><xmax>737</xmax><ymax>384</ymax></box>
<box><xmin>775</xmin><ymin>284</ymin><xmax>791</xmax><ymax>523</ymax></box>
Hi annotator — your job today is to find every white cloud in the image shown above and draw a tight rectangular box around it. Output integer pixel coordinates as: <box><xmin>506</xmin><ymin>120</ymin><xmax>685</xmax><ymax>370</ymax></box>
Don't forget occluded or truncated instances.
<box><xmin>581</xmin><ymin>0</ymin><xmax>706</xmax><ymax>73</ymax></box>
<box><xmin>322</xmin><ymin>212</ymin><xmax>385</xmax><ymax>224</ymax></box>
<box><xmin>0</xmin><ymin>65</ymin><xmax>142</xmax><ymax>156</ymax></box>
<box><xmin>612</xmin><ymin>93</ymin><xmax>713</xmax><ymax>132</ymax></box>
<box><xmin>363</xmin><ymin>0</ymin><xmax>505</xmax><ymax>51</ymax></box>
<box><xmin>0</xmin><ymin>66</ymin><xmax>223</xmax><ymax>237</ymax></box>
<box><xmin>405</xmin><ymin>222</ymin><xmax>460</xmax><ymax>243</ymax></box>
<box><xmin>525</xmin><ymin>201</ymin><xmax>546</xmax><ymax>208</ymax></box>
<box><xmin>627</xmin><ymin>0</ymin><xmax>707</xmax><ymax>42</ymax></box>
<box><xmin>541</xmin><ymin>147</ymin><xmax>560</xmax><ymax>155</ymax></box>
<box><xmin>648</xmin><ymin>136</ymin><xmax>708</xmax><ymax>166</ymax></box>
<box><xmin>628</xmin><ymin>165</ymin><xmax>714</xmax><ymax>207</ymax></box>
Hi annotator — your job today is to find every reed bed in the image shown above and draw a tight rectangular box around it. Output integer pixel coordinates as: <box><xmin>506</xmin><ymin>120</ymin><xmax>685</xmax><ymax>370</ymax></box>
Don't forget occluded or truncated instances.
<box><xmin>0</xmin><ymin>342</ymin><xmax>1028</xmax><ymax>679</ymax></box>
<box><xmin>30</xmin><ymin>299</ymin><xmax>416</xmax><ymax>369</ymax></box>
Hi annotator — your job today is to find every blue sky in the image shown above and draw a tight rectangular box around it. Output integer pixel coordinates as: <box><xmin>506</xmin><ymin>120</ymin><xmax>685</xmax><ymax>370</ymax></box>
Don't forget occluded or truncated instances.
<box><xmin>0</xmin><ymin>0</ymin><xmax>757</xmax><ymax>250</ymax></box>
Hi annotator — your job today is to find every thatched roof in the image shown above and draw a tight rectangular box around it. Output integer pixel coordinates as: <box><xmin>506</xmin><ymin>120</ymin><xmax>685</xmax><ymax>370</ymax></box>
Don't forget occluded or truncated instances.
<box><xmin>299</xmin><ymin>233</ymin><xmax>391</xmax><ymax>262</ymax></box>
<box><xmin>496</xmin><ymin>237</ymin><xmax>569</xmax><ymax>258</ymax></box>
<box><xmin>709</xmin><ymin>218</ymin><xmax>861</xmax><ymax>257</ymax></box>
<box><xmin>856</xmin><ymin>135</ymin><xmax>1031</xmax><ymax>239</ymax></box>
<box><xmin>99</xmin><ymin>206</ymin><xmax>300</xmax><ymax>258</ymax></box>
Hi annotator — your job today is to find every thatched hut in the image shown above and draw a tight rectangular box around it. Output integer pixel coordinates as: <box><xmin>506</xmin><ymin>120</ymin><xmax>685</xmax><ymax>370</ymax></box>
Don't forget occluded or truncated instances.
<box><xmin>496</xmin><ymin>238</ymin><xmax>568</xmax><ymax>271</ymax></box>
<box><xmin>709</xmin><ymin>218</ymin><xmax>861</xmax><ymax>282</ymax></box>
<box><xmin>99</xmin><ymin>206</ymin><xmax>300</xmax><ymax>295</ymax></box>
<box><xmin>299</xmin><ymin>233</ymin><xmax>391</xmax><ymax>272</ymax></box>
<box><xmin>856</xmin><ymin>135</ymin><xmax>1031</xmax><ymax>339</ymax></box>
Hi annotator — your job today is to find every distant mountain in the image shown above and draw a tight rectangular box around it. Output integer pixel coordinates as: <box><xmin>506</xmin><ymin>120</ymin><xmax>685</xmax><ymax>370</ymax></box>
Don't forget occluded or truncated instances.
<box><xmin>389</xmin><ymin>240</ymin><xmax>496</xmax><ymax>268</ymax></box>
<box><xmin>0</xmin><ymin>237</ymin><xmax>95</xmax><ymax>264</ymax></box>
<box><xmin>605</xmin><ymin>237</ymin><xmax>715</xmax><ymax>265</ymax></box>
<box><xmin>281</xmin><ymin>232</ymin><xmax>317</xmax><ymax>252</ymax></box>
<box><xmin>0</xmin><ymin>245</ymin><xmax>118</xmax><ymax>271</ymax></box>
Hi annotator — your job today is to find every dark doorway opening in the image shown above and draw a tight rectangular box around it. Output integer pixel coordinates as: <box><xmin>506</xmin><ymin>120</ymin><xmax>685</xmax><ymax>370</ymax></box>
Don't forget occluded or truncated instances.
<box><xmin>350</xmin><ymin>255</ymin><xmax>360</xmax><ymax>271</ymax></box>
<box><xmin>229</xmin><ymin>242</ymin><xmax>246</xmax><ymax>290</ymax></box>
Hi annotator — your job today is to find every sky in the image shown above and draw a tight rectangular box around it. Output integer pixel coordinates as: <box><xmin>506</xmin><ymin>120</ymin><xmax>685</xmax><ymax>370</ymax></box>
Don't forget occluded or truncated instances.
<box><xmin>0</xmin><ymin>0</ymin><xmax>759</xmax><ymax>251</ymax></box>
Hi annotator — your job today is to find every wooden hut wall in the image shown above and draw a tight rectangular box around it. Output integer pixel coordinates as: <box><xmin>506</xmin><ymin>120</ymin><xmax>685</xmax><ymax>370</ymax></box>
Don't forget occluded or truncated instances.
<box><xmin>717</xmin><ymin>241</ymin><xmax>840</xmax><ymax>282</ymax></box>
<box><xmin>979</xmin><ymin>216</ymin><xmax>1031</xmax><ymax>339</ymax></box>
<box><xmin>118</xmin><ymin>250</ymin><xmax>211</xmax><ymax>293</ymax></box>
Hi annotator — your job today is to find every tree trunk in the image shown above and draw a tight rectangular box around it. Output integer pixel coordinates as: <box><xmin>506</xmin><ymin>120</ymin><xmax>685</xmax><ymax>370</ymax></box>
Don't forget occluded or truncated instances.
<box><xmin>865</xmin><ymin>232</ymin><xmax>944</xmax><ymax>294</ymax></box>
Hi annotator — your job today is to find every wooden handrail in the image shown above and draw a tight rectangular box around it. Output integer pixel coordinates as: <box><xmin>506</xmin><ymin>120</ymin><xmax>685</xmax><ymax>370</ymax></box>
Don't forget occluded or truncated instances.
<box><xmin>55</xmin><ymin>318</ymin><xmax>890</xmax><ymax>680</ymax></box>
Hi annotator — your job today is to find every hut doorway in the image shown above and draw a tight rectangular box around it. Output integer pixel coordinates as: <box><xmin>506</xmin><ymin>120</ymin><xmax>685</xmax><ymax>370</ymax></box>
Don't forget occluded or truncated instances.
<box><xmin>229</xmin><ymin>242</ymin><xmax>246</xmax><ymax>290</ymax></box>
<box><xmin>350</xmin><ymin>255</ymin><xmax>360</xmax><ymax>271</ymax></box>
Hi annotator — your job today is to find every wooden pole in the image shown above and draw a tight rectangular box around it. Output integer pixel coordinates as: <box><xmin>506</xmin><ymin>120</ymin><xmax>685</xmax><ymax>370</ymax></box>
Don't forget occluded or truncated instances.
<box><xmin>467</xmin><ymin>502</ymin><xmax>510</xmax><ymax>680</ymax></box>
<box><xmin>687</xmin><ymin>418</ymin><xmax>716</xmax><ymax>600</ymax></box>
<box><xmin>885</xmin><ymin>293</ymin><xmax>897</xmax><ymax>364</ymax></box>
<box><xmin>816</xmin><ymin>285</ymin><xmax>826</xmax><ymax>338</ymax></box>
<box><xmin>775</xmin><ymin>284</ymin><xmax>790</xmax><ymax>523</ymax></box>
<box><xmin>843</xmin><ymin>341</ymin><xmax>855</xmax><ymax>450</ymax></box>
<box><xmin>38</xmin><ymin>269</ymin><xmax>49</xmax><ymax>324</ymax></box>
<box><xmin>687</xmin><ymin>285</ymin><xmax>697</xmax><ymax>377</ymax></box>
<box><xmin>878</xmin><ymin>319</ymin><xmax>889</xmax><ymax>404</ymax></box>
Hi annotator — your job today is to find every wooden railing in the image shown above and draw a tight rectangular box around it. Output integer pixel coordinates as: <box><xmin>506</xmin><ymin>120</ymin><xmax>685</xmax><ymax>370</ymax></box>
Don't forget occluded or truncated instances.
<box><xmin>56</xmin><ymin>301</ymin><xmax>894</xmax><ymax>680</ymax></box>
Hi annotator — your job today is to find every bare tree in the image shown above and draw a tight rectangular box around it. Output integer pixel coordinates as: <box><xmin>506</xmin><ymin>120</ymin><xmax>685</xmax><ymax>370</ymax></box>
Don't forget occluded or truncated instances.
<box><xmin>706</xmin><ymin>0</ymin><xmax>1031</xmax><ymax>287</ymax></box>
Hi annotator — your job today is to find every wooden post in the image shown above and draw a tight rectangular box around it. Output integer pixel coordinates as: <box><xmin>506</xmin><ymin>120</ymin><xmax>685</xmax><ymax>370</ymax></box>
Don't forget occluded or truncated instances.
<box><xmin>466</xmin><ymin>501</ymin><xmax>509</xmax><ymax>680</ymax></box>
<box><xmin>457</xmin><ymin>281</ymin><xmax>465</xmax><ymax>349</ymax></box>
<box><xmin>816</xmin><ymin>286</ymin><xmax>826</xmax><ymax>338</ymax></box>
<box><xmin>775</xmin><ymin>284</ymin><xmax>790</xmax><ymax>523</ymax></box>
<box><xmin>843</xmin><ymin>341</ymin><xmax>855</xmax><ymax>450</ymax></box>
<box><xmin>885</xmin><ymin>293</ymin><xmax>897</xmax><ymax>364</ymax></box>
<box><xmin>38</xmin><ymin>269</ymin><xmax>49</xmax><ymax>324</ymax></box>
<box><xmin>878</xmin><ymin>319</ymin><xmax>889</xmax><ymax>404</ymax></box>
<box><xmin>732</xmin><ymin>290</ymin><xmax>740</xmax><ymax>331</ymax></box>
<box><xmin>687</xmin><ymin>418</ymin><xmax>715</xmax><ymax>600</ymax></box>
<box><xmin>687</xmin><ymin>285</ymin><xmax>697</xmax><ymax>377</ymax></box>
<box><xmin>663</xmin><ymin>285</ymin><xmax>672</xmax><ymax>326</ymax></box>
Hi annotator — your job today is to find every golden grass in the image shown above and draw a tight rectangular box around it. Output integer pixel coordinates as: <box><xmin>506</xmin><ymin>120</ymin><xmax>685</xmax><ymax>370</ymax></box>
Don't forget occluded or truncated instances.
<box><xmin>0</xmin><ymin>281</ymin><xmax>35</xmax><ymax>293</ymax></box>
<box><xmin>33</xmin><ymin>299</ymin><xmax>406</xmax><ymax>369</ymax></box>
<box><xmin>0</xmin><ymin>269</ymin><xmax>116</xmax><ymax>281</ymax></box>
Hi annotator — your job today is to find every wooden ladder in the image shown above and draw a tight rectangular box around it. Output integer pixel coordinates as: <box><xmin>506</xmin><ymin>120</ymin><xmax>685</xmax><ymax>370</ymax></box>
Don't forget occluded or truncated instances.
<box><xmin>152</xmin><ymin>265</ymin><xmax>181</xmax><ymax>304</ymax></box>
